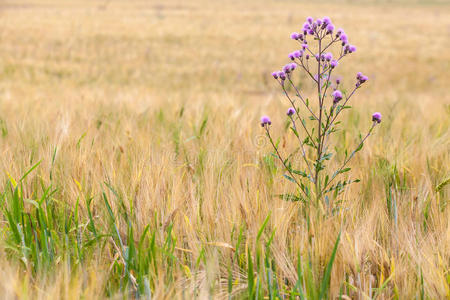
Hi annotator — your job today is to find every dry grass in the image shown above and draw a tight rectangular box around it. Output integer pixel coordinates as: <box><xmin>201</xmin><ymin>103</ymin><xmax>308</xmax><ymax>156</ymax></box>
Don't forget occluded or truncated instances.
<box><xmin>0</xmin><ymin>0</ymin><xmax>449</xmax><ymax>299</ymax></box>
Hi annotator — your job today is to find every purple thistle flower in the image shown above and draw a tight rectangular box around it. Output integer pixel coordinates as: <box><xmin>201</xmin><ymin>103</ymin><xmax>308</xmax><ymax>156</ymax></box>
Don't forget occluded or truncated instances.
<box><xmin>302</xmin><ymin>43</ymin><xmax>308</xmax><ymax>50</ymax></box>
<box><xmin>278</xmin><ymin>71</ymin><xmax>286</xmax><ymax>80</ymax></box>
<box><xmin>348</xmin><ymin>45</ymin><xmax>357</xmax><ymax>53</ymax></box>
<box><xmin>303</xmin><ymin>22</ymin><xmax>311</xmax><ymax>30</ymax></box>
<box><xmin>308</xmin><ymin>29</ymin><xmax>314</xmax><ymax>35</ymax></box>
<box><xmin>290</xmin><ymin>32</ymin><xmax>300</xmax><ymax>40</ymax></box>
<box><xmin>287</xmin><ymin>107</ymin><xmax>296</xmax><ymax>116</ymax></box>
<box><xmin>307</xmin><ymin>16</ymin><xmax>313</xmax><ymax>24</ymax></box>
<box><xmin>322</xmin><ymin>16</ymin><xmax>331</xmax><ymax>25</ymax></box>
<box><xmin>288</xmin><ymin>52</ymin><xmax>295</xmax><ymax>60</ymax></box>
<box><xmin>330</xmin><ymin>60</ymin><xmax>338</xmax><ymax>68</ymax></box>
<box><xmin>271</xmin><ymin>71</ymin><xmax>279</xmax><ymax>79</ymax></box>
<box><xmin>316</xmin><ymin>19</ymin><xmax>322</xmax><ymax>26</ymax></box>
<box><xmin>324</xmin><ymin>52</ymin><xmax>333</xmax><ymax>61</ymax></box>
<box><xmin>293</xmin><ymin>50</ymin><xmax>302</xmax><ymax>58</ymax></box>
<box><xmin>283</xmin><ymin>64</ymin><xmax>291</xmax><ymax>73</ymax></box>
<box><xmin>261</xmin><ymin>116</ymin><xmax>272</xmax><ymax>127</ymax></box>
<box><xmin>326</xmin><ymin>24</ymin><xmax>335</xmax><ymax>34</ymax></box>
<box><xmin>332</xmin><ymin>90</ymin><xmax>343</xmax><ymax>103</ymax></box>
<box><xmin>372</xmin><ymin>112</ymin><xmax>382</xmax><ymax>123</ymax></box>
<box><xmin>336</xmin><ymin>28</ymin><xmax>344</xmax><ymax>37</ymax></box>
<box><xmin>289</xmin><ymin>63</ymin><xmax>297</xmax><ymax>71</ymax></box>
<box><xmin>340</xmin><ymin>33</ymin><xmax>348</xmax><ymax>43</ymax></box>
<box><xmin>356</xmin><ymin>72</ymin><xmax>368</xmax><ymax>84</ymax></box>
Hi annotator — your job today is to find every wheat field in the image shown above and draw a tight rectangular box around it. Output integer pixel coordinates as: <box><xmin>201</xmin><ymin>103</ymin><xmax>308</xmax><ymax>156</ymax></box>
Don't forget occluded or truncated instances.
<box><xmin>0</xmin><ymin>0</ymin><xmax>449</xmax><ymax>299</ymax></box>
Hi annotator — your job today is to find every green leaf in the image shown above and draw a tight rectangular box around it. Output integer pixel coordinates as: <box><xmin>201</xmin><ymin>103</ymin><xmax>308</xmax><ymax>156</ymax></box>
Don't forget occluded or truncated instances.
<box><xmin>275</xmin><ymin>194</ymin><xmax>304</xmax><ymax>202</ymax></box>
<box><xmin>292</xmin><ymin>170</ymin><xmax>308</xmax><ymax>177</ymax></box>
<box><xmin>319</xmin><ymin>232</ymin><xmax>341</xmax><ymax>299</ymax></box>
<box><xmin>283</xmin><ymin>174</ymin><xmax>296</xmax><ymax>184</ymax></box>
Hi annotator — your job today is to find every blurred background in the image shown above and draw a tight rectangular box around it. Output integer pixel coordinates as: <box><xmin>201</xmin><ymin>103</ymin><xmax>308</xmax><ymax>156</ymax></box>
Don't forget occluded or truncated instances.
<box><xmin>0</xmin><ymin>0</ymin><xmax>448</xmax><ymax>298</ymax></box>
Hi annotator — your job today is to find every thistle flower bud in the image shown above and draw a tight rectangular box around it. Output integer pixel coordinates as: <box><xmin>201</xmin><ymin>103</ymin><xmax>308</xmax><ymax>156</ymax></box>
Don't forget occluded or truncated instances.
<box><xmin>326</xmin><ymin>24</ymin><xmax>335</xmax><ymax>34</ymax></box>
<box><xmin>289</xmin><ymin>63</ymin><xmax>297</xmax><ymax>71</ymax></box>
<box><xmin>293</xmin><ymin>50</ymin><xmax>302</xmax><ymax>58</ymax></box>
<box><xmin>372</xmin><ymin>112</ymin><xmax>381</xmax><ymax>123</ymax></box>
<box><xmin>344</xmin><ymin>44</ymin><xmax>350</xmax><ymax>54</ymax></box>
<box><xmin>332</xmin><ymin>90</ymin><xmax>343</xmax><ymax>103</ymax></box>
<box><xmin>302</xmin><ymin>43</ymin><xmax>308</xmax><ymax>50</ymax></box>
<box><xmin>305</xmin><ymin>54</ymin><xmax>310</xmax><ymax>59</ymax></box>
<box><xmin>357</xmin><ymin>72</ymin><xmax>368</xmax><ymax>84</ymax></box>
<box><xmin>287</xmin><ymin>107</ymin><xmax>296</xmax><ymax>116</ymax></box>
<box><xmin>291</xmin><ymin>32</ymin><xmax>300</xmax><ymax>40</ymax></box>
<box><xmin>261</xmin><ymin>116</ymin><xmax>272</xmax><ymax>127</ymax></box>
<box><xmin>303</xmin><ymin>22</ymin><xmax>311</xmax><ymax>31</ymax></box>
<box><xmin>330</xmin><ymin>60</ymin><xmax>338</xmax><ymax>68</ymax></box>
<box><xmin>336</xmin><ymin>78</ymin><xmax>341</xmax><ymax>85</ymax></box>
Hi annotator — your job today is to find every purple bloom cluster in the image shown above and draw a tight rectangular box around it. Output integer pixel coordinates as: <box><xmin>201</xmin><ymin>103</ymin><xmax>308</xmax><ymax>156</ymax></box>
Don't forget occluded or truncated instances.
<box><xmin>283</xmin><ymin>63</ymin><xmax>297</xmax><ymax>73</ymax></box>
<box><xmin>261</xmin><ymin>16</ymin><xmax>381</xmax><ymax>206</ymax></box>
<box><xmin>265</xmin><ymin>16</ymin><xmax>379</xmax><ymax>129</ymax></box>
<box><xmin>356</xmin><ymin>72</ymin><xmax>369</xmax><ymax>87</ymax></box>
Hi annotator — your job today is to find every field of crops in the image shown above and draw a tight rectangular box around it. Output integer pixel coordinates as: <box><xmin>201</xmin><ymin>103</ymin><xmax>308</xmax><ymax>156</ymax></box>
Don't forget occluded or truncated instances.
<box><xmin>0</xmin><ymin>0</ymin><xmax>448</xmax><ymax>299</ymax></box>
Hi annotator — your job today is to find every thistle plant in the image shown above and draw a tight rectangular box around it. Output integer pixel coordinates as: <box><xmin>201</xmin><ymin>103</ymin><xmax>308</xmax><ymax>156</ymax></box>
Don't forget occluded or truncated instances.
<box><xmin>262</xmin><ymin>16</ymin><xmax>381</xmax><ymax>209</ymax></box>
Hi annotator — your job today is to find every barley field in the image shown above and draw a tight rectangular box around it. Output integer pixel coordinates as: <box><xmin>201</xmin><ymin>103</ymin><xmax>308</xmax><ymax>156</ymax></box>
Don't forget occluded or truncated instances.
<box><xmin>0</xmin><ymin>0</ymin><xmax>448</xmax><ymax>299</ymax></box>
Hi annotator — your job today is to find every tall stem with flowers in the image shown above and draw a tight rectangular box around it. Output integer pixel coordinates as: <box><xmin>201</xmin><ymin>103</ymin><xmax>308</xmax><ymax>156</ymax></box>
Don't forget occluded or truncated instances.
<box><xmin>261</xmin><ymin>16</ymin><xmax>381</xmax><ymax>211</ymax></box>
